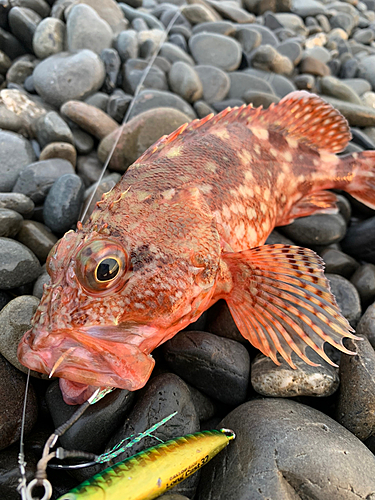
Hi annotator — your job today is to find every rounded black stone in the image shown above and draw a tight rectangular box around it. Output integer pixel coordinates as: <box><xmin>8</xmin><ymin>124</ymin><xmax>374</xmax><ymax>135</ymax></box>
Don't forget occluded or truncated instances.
<box><xmin>163</xmin><ymin>330</ymin><xmax>250</xmax><ymax>405</ymax></box>
<box><xmin>43</xmin><ymin>173</ymin><xmax>85</xmax><ymax>233</ymax></box>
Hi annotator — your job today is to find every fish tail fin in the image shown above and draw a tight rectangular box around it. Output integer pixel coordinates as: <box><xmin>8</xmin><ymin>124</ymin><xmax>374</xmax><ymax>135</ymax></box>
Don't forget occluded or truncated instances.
<box><xmin>342</xmin><ymin>150</ymin><xmax>375</xmax><ymax>210</ymax></box>
<box><xmin>221</xmin><ymin>244</ymin><xmax>359</xmax><ymax>368</ymax></box>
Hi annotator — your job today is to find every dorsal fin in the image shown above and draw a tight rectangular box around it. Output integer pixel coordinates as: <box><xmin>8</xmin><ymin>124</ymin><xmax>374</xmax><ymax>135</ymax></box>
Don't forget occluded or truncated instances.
<box><xmin>134</xmin><ymin>91</ymin><xmax>351</xmax><ymax>164</ymax></box>
<box><xmin>262</xmin><ymin>91</ymin><xmax>351</xmax><ymax>153</ymax></box>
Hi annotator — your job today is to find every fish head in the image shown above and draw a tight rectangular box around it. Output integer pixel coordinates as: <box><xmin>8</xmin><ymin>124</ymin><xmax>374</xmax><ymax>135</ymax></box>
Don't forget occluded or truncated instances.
<box><xmin>18</xmin><ymin>187</ymin><xmax>222</xmax><ymax>403</ymax></box>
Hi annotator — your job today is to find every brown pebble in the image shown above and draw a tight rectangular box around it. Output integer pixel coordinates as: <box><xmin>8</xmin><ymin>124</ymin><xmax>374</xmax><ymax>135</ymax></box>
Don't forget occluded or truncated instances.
<box><xmin>98</xmin><ymin>107</ymin><xmax>192</xmax><ymax>172</ymax></box>
<box><xmin>39</xmin><ymin>141</ymin><xmax>77</xmax><ymax>167</ymax></box>
<box><xmin>299</xmin><ymin>56</ymin><xmax>331</xmax><ymax>76</ymax></box>
<box><xmin>16</xmin><ymin>220</ymin><xmax>58</xmax><ymax>262</ymax></box>
<box><xmin>60</xmin><ymin>100</ymin><xmax>118</xmax><ymax>140</ymax></box>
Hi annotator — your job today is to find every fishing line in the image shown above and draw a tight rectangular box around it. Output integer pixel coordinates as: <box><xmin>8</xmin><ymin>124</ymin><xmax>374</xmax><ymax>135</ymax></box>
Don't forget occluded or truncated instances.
<box><xmin>17</xmin><ymin>369</ymin><xmax>30</xmax><ymax>500</ymax></box>
<box><xmin>80</xmin><ymin>7</ymin><xmax>184</xmax><ymax>223</ymax></box>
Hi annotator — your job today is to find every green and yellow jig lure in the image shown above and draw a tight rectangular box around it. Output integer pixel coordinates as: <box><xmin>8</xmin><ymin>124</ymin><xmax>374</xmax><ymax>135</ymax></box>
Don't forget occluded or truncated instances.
<box><xmin>58</xmin><ymin>428</ymin><xmax>235</xmax><ymax>500</ymax></box>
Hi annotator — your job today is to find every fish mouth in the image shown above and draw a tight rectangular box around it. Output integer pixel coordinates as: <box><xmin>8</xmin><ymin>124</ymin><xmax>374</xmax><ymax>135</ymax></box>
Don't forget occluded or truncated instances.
<box><xmin>17</xmin><ymin>326</ymin><xmax>156</xmax><ymax>405</ymax></box>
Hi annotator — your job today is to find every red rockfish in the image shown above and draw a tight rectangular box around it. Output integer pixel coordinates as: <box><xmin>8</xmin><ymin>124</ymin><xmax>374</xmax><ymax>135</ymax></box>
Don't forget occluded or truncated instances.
<box><xmin>18</xmin><ymin>92</ymin><xmax>375</xmax><ymax>404</ymax></box>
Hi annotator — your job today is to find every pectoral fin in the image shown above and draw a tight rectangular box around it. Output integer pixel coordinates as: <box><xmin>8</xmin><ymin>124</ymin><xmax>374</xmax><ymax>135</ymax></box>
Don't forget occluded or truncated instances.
<box><xmin>221</xmin><ymin>244</ymin><xmax>359</xmax><ymax>368</ymax></box>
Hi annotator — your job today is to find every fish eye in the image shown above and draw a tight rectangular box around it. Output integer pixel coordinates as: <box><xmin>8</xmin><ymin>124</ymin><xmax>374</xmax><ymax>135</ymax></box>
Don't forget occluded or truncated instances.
<box><xmin>75</xmin><ymin>239</ymin><xmax>128</xmax><ymax>294</ymax></box>
<box><xmin>96</xmin><ymin>258</ymin><xmax>120</xmax><ymax>282</ymax></box>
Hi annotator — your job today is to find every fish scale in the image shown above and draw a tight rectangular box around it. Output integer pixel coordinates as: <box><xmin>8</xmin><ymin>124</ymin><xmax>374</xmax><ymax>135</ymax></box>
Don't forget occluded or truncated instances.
<box><xmin>18</xmin><ymin>91</ymin><xmax>375</xmax><ymax>404</ymax></box>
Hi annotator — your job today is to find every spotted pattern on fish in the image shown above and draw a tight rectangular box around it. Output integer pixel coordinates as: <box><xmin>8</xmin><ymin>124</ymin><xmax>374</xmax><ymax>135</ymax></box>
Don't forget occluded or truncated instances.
<box><xmin>18</xmin><ymin>91</ymin><xmax>375</xmax><ymax>404</ymax></box>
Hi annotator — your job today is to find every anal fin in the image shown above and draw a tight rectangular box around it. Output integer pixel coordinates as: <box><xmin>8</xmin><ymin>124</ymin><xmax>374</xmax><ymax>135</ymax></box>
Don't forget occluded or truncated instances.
<box><xmin>277</xmin><ymin>190</ymin><xmax>338</xmax><ymax>226</ymax></box>
<box><xmin>221</xmin><ymin>244</ymin><xmax>359</xmax><ymax>368</ymax></box>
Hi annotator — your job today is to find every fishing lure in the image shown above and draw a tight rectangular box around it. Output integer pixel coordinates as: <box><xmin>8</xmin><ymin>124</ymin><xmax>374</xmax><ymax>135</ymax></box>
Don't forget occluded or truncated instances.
<box><xmin>57</xmin><ymin>428</ymin><xmax>235</xmax><ymax>500</ymax></box>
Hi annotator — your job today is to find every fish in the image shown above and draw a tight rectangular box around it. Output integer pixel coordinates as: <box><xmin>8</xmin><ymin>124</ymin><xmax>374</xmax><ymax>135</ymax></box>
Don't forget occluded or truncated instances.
<box><xmin>18</xmin><ymin>91</ymin><xmax>375</xmax><ymax>404</ymax></box>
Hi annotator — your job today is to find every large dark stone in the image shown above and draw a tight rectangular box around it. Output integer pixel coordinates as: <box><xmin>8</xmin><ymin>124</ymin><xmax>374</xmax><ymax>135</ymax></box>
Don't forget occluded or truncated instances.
<box><xmin>197</xmin><ymin>399</ymin><xmax>375</xmax><ymax>499</ymax></box>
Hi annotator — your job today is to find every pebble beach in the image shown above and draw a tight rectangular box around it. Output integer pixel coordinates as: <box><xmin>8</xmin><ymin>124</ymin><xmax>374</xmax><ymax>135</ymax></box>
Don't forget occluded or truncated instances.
<box><xmin>1</xmin><ymin>0</ymin><xmax>375</xmax><ymax>498</ymax></box>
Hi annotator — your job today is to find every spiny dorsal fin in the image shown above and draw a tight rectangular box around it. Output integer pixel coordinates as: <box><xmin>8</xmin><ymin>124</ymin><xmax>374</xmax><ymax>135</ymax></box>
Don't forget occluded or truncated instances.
<box><xmin>262</xmin><ymin>91</ymin><xmax>351</xmax><ymax>153</ymax></box>
<box><xmin>134</xmin><ymin>91</ymin><xmax>351</xmax><ymax>164</ymax></box>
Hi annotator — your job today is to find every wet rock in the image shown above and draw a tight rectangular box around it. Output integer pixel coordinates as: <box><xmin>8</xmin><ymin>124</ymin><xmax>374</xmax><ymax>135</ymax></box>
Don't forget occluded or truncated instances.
<box><xmin>206</xmin><ymin>299</ymin><xmax>244</xmax><ymax>343</ymax></box>
<box><xmin>116</xmin><ymin>29</ymin><xmax>138</xmax><ymax>62</ymax></box>
<box><xmin>168</xmin><ymin>61</ymin><xmax>203</xmax><ymax>103</ymax></box>
<box><xmin>101</xmin><ymin>47</ymin><xmax>121</xmax><ymax>93</ymax></box>
<box><xmin>326</xmin><ymin>274</ymin><xmax>362</xmax><ymax>328</ymax></box>
<box><xmin>181</xmin><ymin>4</ymin><xmax>218</xmax><ymax>24</ymax></box>
<box><xmin>0</xmin><ymin>354</ymin><xmax>37</xmax><ymax>451</ymax></box>
<box><xmin>244</xmin><ymin>68</ymin><xmax>296</xmax><ymax>97</ymax></box>
<box><xmin>104</xmin><ymin>373</ymin><xmax>199</xmax><ymax>498</ymax></box>
<box><xmin>46</xmin><ymin>380</ymin><xmax>134</xmax><ymax>453</ymax></box>
<box><xmin>277</xmin><ymin>39</ymin><xmax>303</xmax><ymax>65</ymax></box>
<box><xmin>72</xmin><ymin>128</ymin><xmax>94</xmax><ymax>155</ymax></box>
<box><xmin>98</xmin><ymin>107</ymin><xmax>193</xmax><ymax>172</ymax></box>
<box><xmin>0</xmin><ymin>193</ymin><xmax>34</xmax><ymax>217</ymax></box>
<box><xmin>160</xmin><ymin>42</ymin><xmax>195</xmax><ymax>66</ymax></box>
<box><xmin>281</xmin><ymin>213</ymin><xmax>347</xmax><ymax>247</ymax></box>
<box><xmin>194</xmin><ymin>100</ymin><xmax>215</xmax><ymax>118</ymax></box>
<box><xmin>0</xmin><ymin>295</ymin><xmax>42</xmax><ymax>376</ymax></box>
<box><xmin>336</xmin><ymin>336</ymin><xmax>375</xmax><ymax>441</ymax></box>
<box><xmin>66</xmin><ymin>4</ymin><xmax>113</xmax><ymax>54</ymax></box>
<box><xmin>122</xmin><ymin>58</ymin><xmax>168</xmax><ymax>94</ymax></box>
<box><xmin>0</xmin><ymin>208</ymin><xmax>23</xmax><ymax>238</ymax></box>
<box><xmin>350</xmin><ymin>264</ymin><xmax>375</xmax><ymax>309</ymax></box>
<box><xmin>251</xmin><ymin>349</ymin><xmax>339</xmax><ymax>398</ymax></box>
<box><xmin>39</xmin><ymin>141</ymin><xmax>77</xmax><ymax>167</ymax></box>
<box><xmin>60</xmin><ymin>100</ymin><xmax>118</xmax><ymax>141</ymax></box>
<box><xmin>320</xmin><ymin>248</ymin><xmax>359</xmax><ymax>278</ymax></box>
<box><xmin>6</xmin><ymin>58</ymin><xmax>35</xmax><ymax>86</ymax></box>
<box><xmin>119</xmin><ymin>3</ymin><xmax>163</xmax><ymax>31</ymax></box>
<box><xmin>0</xmin><ymin>130</ymin><xmax>36</xmax><ymax>192</ymax></box>
<box><xmin>0</xmin><ymin>26</ymin><xmax>26</xmax><ymax>60</ymax></box>
<box><xmin>274</xmin><ymin>13</ymin><xmax>308</xmax><ymax>36</ymax></box>
<box><xmin>0</xmin><ymin>103</ymin><xmax>27</xmax><ymax>134</ymax></box>
<box><xmin>197</xmin><ymin>398</ymin><xmax>375</xmax><ymax>500</ymax></box>
<box><xmin>8</xmin><ymin>6</ymin><xmax>41</xmax><ymax>52</ymax></box>
<box><xmin>127</xmin><ymin>89</ymin><xmax>196</xmax><ymax>120</ymax></box>
<box><xmin>299</xmin><ymin>55</ymin><xmax>331</xmax><ymax>76</ymax></box>
<box><xmin>16</xmin><ymin>220</ymin><xmax>57</xmax><ymax>263</ymax></box>
<box><xmin>75</xmin><ymin>0</ymin><xmax>127</xmax><ymax>35</ymax></box>
<box><xmin>341</xmin><ymin>216</ymin><xmax>375</xmax><ymax>264</ymax></box>
<box><xmin>12</xmin><ymin>159</ymin><xmax>75</xmax><ymax>204</ymax></box>
<box><xmin>189</xmin><ymin>32</ymin><xmax>242</xmax><ymax>71</ymax></box>
<box><xmin>187</xmin><ymin>384</ymin><xmax>216</xmax><ymax>422</ymax></box>
<box><xmin>357</xmin><ymin>302</ymin><xmax>375</xmax><ymax>349</ymax></box>
<box><xmin>0</xmin><ymin>238</ymin><xmax>41</xmax><ymax>290</ymax></box>
<box><xmin>206</xmin><ymin>0</ymin><xmax>255</xmax><ymax>23</ymax></box>
<box><xmin>32</xmin><ymin>17</ymin><xmax>65</xmax><ymax>59</ymax></box>
<box><xmin>32</xmin><ymin>270</ymin><xmax>50</xmax><ymax>299</ymax></box>
<box><xmin>0</xmin><ymin>88</ymin><xmax>48</xmax><ymax>135</ymax></box>
<box><xmin>251</xmin><ymin>44</ymin><xmax>294</xmax><ymax>75</ymax></box>
<box><xmin>195</xmin><ymin>65</ymin><xmax>230</xmax><ymax>104</ymax></box>
<box><xmin>163</xmin><ymin>331</ymin><xmax>250</xmax><ymax>405</ymax></box>
<box><xmin>76</xmin><ymin>152</ymin><xmax>103</xmax><ymax>187</ymax></box>
<box><xmin>228</xmin><ymin>72</ymin><xmax>274</xmax><ymax>100</ymax></box>
<box><xmin>235</xmin><ymin>27</ymin><xmax>261</xmax><ymax>54</ymax></box>
<box><xmin>192</xmin><ymin>20</ymin><xmax>235</xmax><ymax>37</ymax></box>
<box><xmin>33</xmin><ymin>50</ymin><xmax>105</xmax><ymax>108</ymax></box>
<box><xmin>43</xmin><ymin>174</ymin><xmax>85</xmax><ymax>234</ymax></box>
<box><xmin>35</xmin><ymin>111</ymin><xmax>74</xmax><ymax>149</ymax></box>
<box><xmin>320</xmin><ymin>76</ymin><xmax>363</xmax><ymax>105</ymax></box>
<box><xmin>246</xmin><ymin>24</ymin><xmax>279</xmax><ymax>46</ymax></box>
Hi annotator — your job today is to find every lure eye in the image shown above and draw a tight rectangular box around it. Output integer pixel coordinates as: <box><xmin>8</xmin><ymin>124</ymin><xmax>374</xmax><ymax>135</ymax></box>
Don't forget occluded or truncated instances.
<box><xmin>75</xmin><ymin>239</ymin><xmax>128</xmax><ymax>294</ymax></box>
